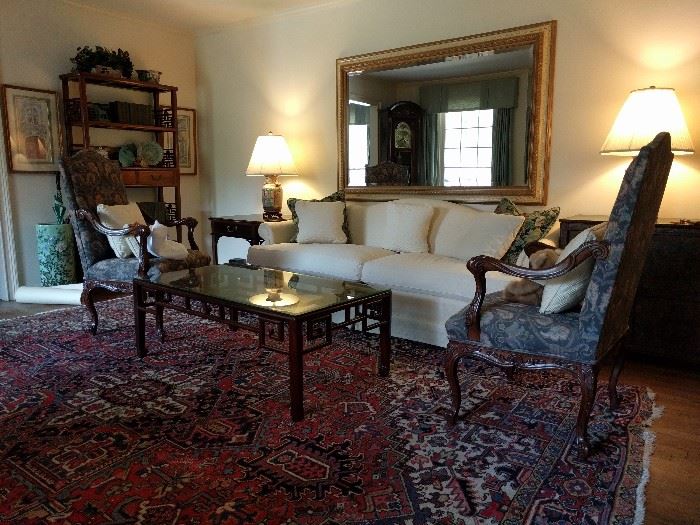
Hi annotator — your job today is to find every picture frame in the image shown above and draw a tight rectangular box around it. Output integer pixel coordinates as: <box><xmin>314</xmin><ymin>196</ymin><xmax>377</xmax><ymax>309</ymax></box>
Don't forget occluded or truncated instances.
<box><xmin>166</xmin><ymin>106</ymin><xmax>197</xmax><ymax>175</ymax></box>
<box><xmin>1</xmin><ymin>84</ymin><xmax>62</xmax><ymax>173</ymax></box>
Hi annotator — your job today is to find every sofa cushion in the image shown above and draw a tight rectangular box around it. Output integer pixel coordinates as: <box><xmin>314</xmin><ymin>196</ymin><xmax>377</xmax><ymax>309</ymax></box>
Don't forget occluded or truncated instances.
<box><xmin>494</xmin><ymin>197</ymin><xmax>560</xmax><ymax>264</ymax></box>
<box><xmin>432</xmin><ymin>205</ymin><xmax>524</xmax><ymax>261</ymax></box>
<box><xmin>287</xmin><ymin>191</ymin><xmax>349</xmax><ymax>243</ymax></box>
<box><xmin>361</xmin><ymin>252</ymin><xmax>517</xmax><ymax>301</ymax></box>
<box><xmin>247</xmin><ymin>243</ymin><xmax>394</xmax><ymax>281</ymax></box>
<box><xmin>295</xmin><ymin>200</ymin><xmax>347</xmax><ymax>244</ymax></box>
<box><xmin>382</xmin><ymin>202</ymin><xmax>434</xmax><ymax>253</ymax></box>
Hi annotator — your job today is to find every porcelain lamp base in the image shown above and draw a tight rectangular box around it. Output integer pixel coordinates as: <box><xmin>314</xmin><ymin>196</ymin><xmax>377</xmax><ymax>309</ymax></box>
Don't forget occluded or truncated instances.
<box><xmin>262</xmin><ymin>175</ymin><xmax>283</xmax><ymax>221</ymax></box>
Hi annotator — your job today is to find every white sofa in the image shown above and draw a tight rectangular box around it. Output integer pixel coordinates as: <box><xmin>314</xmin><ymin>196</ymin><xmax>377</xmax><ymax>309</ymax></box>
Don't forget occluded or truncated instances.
<box><xmin>247</xmin><ymin>198</ymin><xmax>528</xmax><ymax>347</ymax></box>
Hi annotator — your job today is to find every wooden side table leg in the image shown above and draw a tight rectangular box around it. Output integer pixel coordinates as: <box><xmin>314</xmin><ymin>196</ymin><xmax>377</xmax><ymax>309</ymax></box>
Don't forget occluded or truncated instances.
<box><xmin>134</xmin><ymin>283</ymin><xmax>147</xmax><ymax>358</ymax></box>
<box><xmin>211</xmin><ymin>233</ymin><xmax>219</xmax><ymax>265</ymax></box>
<box><xmin>288</xmin><ymin>319</ymin><xmax>304</xmax><ymax>421</ymax></box>
<box><xmin>378</xmin><ymin>293</ymin><xmax>392</xmax><ymax>377</ymax></box>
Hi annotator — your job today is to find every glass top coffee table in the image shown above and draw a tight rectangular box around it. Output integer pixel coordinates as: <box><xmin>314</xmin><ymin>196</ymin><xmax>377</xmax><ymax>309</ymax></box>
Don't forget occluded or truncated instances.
<box><xmin>133</xmin><ymin>265</ymin><xmax>392</xmax><ymax>421</ymax></box>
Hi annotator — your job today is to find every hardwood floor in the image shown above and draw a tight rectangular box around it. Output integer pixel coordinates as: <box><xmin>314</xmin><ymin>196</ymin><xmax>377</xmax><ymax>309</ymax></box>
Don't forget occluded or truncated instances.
<box><xmin>1</xmin><ymin>300</ymin><xmax>698</xmax><ymax>524</ymax></box>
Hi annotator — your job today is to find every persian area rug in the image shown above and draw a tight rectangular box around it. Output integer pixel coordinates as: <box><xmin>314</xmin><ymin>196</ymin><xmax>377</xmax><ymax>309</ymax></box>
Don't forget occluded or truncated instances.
<box><xmin>0</xmin><ymin>298</ymin><xmax>658</xmax><ymax>524</ymax></box>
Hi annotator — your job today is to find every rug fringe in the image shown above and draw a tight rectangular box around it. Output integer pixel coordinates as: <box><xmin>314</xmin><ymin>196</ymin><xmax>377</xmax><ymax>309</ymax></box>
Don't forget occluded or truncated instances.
<box><xmin>633</xmin><ymin>387</ymin><xmax>665</xmax><ymax>525</ymax></box>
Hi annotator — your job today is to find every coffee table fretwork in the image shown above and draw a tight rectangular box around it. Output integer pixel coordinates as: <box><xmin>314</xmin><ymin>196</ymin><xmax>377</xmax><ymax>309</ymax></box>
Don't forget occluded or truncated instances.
<box><xmin>133</xmin><ymin>265</ymin><xmax>392</xmax><ymax>421</ymax></box>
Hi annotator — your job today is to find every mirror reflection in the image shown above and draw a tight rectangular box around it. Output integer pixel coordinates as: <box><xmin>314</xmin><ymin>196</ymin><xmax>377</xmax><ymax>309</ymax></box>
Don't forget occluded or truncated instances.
<box><xmin>337</xmin><ymin>21</ymin><xmax>556</xmax><ymax>204</ymax></box>
<box><xmin>348</xmin><ymin>46</ymin><xmax>532</xmax><ymax>188</ymax></box>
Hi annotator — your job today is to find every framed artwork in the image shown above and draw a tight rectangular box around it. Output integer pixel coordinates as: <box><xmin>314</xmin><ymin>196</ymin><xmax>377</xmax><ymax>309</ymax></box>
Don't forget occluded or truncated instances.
<box><xmin>1</xmin><ymin>85</ymin><xmax>62</xmax><ymax>173</ymax></box>
<box><xmin>166</xmin><ymin>106</ymin><xmax>197</xmax><ymax>175</ymax></box>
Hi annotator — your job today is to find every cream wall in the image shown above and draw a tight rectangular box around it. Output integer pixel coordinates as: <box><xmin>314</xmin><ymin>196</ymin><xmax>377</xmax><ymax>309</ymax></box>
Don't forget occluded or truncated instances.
<box><xmin>0</xmin><ymin>0</ymin><xmax>201</xmax><ymax>287</ymax></box>
<box><xmin>197</xmin><ymin>0</ymin><xmax>700</xmax><ymax>261</ymax></box>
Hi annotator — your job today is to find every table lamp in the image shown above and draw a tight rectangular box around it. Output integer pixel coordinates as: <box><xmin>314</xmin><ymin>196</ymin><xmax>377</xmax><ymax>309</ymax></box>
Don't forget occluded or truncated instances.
<box><xmin>601</xmin><ymin>86</ymin><xmax>696</xmax><ymax>225</ymax></box>
<box><xmin>600</xmin><ymin>86</ymin><xmax>694</xmax><ymax>156</ymax></box>
<box><xmin>246</xmin><ymin>132</ymin><xmax>297</xmax><ymax>221</ymax></box>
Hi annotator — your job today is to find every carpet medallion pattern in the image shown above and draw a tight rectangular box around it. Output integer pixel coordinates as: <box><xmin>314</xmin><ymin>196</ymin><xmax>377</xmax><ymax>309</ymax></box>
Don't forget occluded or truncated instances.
<box><xmin>0</xmin><ymin>299</ymin><xmax>656</xmax><ymax>524</ymax></box>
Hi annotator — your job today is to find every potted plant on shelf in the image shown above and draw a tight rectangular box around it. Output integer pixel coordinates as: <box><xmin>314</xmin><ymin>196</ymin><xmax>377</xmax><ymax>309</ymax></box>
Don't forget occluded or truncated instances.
<box><xmin>71</xmin><ymin>45</ymin><xmax>134</xmax><ymax>79</ymax></box>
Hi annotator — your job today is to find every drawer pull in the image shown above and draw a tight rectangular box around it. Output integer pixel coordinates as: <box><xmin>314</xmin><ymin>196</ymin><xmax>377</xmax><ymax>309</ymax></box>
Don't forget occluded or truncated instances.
<box><xmin>151</xmin><ymin>173</ymin><xmax>163</xmax><ymax>181</ymax></box>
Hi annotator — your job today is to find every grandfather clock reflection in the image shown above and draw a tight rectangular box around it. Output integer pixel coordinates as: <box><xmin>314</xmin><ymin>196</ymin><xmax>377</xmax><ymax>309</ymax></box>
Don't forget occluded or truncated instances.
<box><xmin>379</xmin><ymin>101</ymin><xmax>424</xmax><ymax>184</ymax></box>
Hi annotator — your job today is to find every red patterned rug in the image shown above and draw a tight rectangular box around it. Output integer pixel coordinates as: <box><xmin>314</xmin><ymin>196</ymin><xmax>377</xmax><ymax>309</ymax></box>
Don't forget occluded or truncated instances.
<box><xmin>0</xmin><ymin>298</ymin><xmax>658</xmax><ymax>524</ymax></box>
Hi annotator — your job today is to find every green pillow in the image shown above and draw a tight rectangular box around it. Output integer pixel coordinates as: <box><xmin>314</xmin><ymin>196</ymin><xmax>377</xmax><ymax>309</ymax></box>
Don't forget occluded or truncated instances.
<box><xmin>287</xmin><ymin>190</ymin><xmax>350</xmax><ymax>243</ymax></box>
<box><xmin>494</xmin><ymin>197</ymin><xmax>560</xmax><ymax>264</ymax></box>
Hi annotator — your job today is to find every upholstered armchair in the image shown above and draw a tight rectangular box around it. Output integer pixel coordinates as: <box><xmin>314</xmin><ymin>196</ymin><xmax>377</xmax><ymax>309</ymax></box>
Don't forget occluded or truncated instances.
<box><xmin>444</xmin><ymin>132</ymin><xmax>673</xmax><ymax>458</ymax></box>
<box><xmin>365</xmin><ymin>161</ymin><xmax>410</xmax><ymax>186</ymax></box>
<box><xmin>60</xmin><ymin>149</ymin><xmax>210</xmax><ymax>334</ymax></box>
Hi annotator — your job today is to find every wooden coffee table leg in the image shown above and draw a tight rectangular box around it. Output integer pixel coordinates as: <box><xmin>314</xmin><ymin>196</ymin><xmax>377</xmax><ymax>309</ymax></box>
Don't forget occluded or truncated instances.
<box><xmin>288</xmin><ymin>318</ymin><xmax>304</xmax><ymax>421</ymax></box>
<box><xmin>378</xmin><ymin>293</ymin><xmax>392</xmax><ymax>377</ymax></box>
<box><xmin>134</xmin><ymin>283</ymin><xmax>147</xmax><ymax>358</ymax></box>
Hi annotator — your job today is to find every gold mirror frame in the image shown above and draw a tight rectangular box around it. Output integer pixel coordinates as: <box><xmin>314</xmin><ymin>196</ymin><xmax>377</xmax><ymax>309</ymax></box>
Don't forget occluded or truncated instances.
<box><xmin>336</xmin><ymin>20</ymin><xmax>556</xmax><ymax>204</ymax></box>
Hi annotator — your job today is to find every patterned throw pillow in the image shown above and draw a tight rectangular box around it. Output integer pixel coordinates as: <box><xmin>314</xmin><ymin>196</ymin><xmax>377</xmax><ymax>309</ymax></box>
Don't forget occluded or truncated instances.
<box><xmin>494</xmin><ymin>197</ymin><xmax>560</xmax><ymax>264</ymax></box>
<box><xmin>287</xmin><ymin>190</ymin><xmax>350</xmax><ymax>243</ymax></box>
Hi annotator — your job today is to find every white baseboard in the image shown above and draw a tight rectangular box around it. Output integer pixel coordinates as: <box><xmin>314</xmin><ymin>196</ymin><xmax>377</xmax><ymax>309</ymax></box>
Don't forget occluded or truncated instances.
<box><xmin>14</xmin><ymin>284</ymin><xmax>82</xmax><ymax>305</ymax></box>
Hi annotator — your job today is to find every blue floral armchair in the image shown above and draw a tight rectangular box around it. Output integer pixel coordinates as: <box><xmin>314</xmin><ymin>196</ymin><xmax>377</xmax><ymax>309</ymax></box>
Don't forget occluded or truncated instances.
<box><xmin>60</xmin><ymin>149</ymin><xmax>210</xmax><ymax>334</ymax></box>
<box><xmin>444</xmin><ymin>133</ymin><xmax>674</xmax><ymax>458</ymax></box>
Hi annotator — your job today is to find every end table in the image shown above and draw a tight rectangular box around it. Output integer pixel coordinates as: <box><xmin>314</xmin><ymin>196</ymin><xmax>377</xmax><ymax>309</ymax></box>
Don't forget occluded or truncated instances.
<box><xmin>209</xmin><ymin>215</ymin><xmax>265</xmax><ymax>265</ymax></box>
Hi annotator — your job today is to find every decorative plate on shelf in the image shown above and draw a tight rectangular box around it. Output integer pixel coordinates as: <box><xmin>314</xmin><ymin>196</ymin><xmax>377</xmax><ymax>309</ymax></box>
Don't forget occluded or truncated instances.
<box><xmin>138</xmin><ymin>141</ymin><xmax>164</xmax><ymax>167</ymax></box>
<box><xmin>118</xmin><ymin>143</ymin><xmax>137</xmax><ymax>167</ymax></box>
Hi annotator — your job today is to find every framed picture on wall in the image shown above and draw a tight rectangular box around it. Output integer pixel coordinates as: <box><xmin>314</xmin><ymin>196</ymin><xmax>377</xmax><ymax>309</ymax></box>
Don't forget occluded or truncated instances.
<box><xmin>164</xmin><ymin>106</ymin><xmax>197</xmax><ymax>175</ymax></box>
<box><xmin>1</xmin><ymin>85</ymin><xmax>62</xmax><ymax>173</ymax></box>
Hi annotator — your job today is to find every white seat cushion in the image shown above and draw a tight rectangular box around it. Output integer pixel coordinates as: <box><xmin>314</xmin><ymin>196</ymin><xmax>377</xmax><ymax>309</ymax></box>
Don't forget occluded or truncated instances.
<box><xmin>247</xmin><ymin>243</ymin><xmax>395</xmax><ymax>281</ymax></box>
<box><xmin>361</xmin><ymin>252</ymin><xmax>517</xmax><ymax>301</ymax></box>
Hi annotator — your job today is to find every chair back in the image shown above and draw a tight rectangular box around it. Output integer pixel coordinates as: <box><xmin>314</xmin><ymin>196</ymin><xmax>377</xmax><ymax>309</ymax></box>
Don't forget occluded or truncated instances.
<box><xmin>60</xmin><ymin>149</ymin><xmax>129</xmax><ymax>272</ymax></box>
<box><xmin>365</xmin><ymin>161</ymin><xmax>410</xmax><ymax>186</ymax></box>
<box><xmin>578</xmin><ymin>132</ymin><xmax>674</xmax><ymax>359</ymax></box>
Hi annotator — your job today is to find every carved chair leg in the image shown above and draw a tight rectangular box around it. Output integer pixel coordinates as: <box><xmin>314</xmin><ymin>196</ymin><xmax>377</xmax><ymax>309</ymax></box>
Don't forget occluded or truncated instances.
<box><xmin>445</xmin><ymin>343</ymin><xmax>467</xmax><ymax>425</ymax></box>
<box><xmin>81</xmin><ymin>286</ymin><xmax>100</xmax><ymax>335</ymax></box>
<box><xmin>574</xmin><ymin>364</ymin><xmax>599</xmax><ymax>460</ymax></box>
<box><xmin>608</xmin><ymin>349</ymin><xmax>626</xmax><ymax>411</ymax></box>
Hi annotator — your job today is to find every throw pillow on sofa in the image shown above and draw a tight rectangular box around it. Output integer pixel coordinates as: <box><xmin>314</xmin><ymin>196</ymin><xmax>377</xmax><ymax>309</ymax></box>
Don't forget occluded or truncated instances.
<box><xmin>96</xmin><ymin>202</ymin><xmax>146</xmax><ymax>258</ymax></box>
<box><xmin>295</xmin><ymin>200</ymin><xmax>348</xmax><ymax>244</ymax></box>
<box><xmin>433</xmin><ymin>205</ymin><xmax>525</xmax><ymax>261</ymax></box>
<box><xmin>288</xmin><ymin>190</ymin><xmax>350</xmax><ymax>243</ymax></box>
<box><xmin>494</xmin><ymin>197</ymin><xmax>560</xmax><ymax>264</ymax></box>
<box><xmin>539</xmin><ymin>222</ymin><xmax>607</xmax><ymax>314</ymax></box>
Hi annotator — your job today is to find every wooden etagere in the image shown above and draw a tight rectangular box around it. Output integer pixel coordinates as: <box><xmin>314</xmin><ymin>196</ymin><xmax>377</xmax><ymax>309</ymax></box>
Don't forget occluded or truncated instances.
<box><xmin>60</xmin><ymin>71</ymin><xmax>181</xmax><ymax>239</ymax></box>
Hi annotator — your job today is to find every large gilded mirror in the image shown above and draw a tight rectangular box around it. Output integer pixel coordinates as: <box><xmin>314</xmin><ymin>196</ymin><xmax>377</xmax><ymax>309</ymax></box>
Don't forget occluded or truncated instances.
<box><xmin>336</xmin><ymin>21</ymin><xmax>556</xmax><ymax>204</ymax></box>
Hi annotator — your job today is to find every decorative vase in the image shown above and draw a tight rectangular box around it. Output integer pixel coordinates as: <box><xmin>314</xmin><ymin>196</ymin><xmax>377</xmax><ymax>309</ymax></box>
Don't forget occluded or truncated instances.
<box><xmin>36</xmin><ymin>223</ymin><xmax>77</xmax><ymax>286</ymax></box>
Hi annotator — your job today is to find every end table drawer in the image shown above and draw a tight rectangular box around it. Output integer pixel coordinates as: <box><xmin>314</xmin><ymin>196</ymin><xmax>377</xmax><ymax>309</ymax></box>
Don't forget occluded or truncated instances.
<box><xmin>211</xmin><ymin>221</ymin><xmax>256</xmax><ymax>236</ymax></box>
<box><xmin>122</xmin><ymin>170</ymin><xmax>178</xmax><ymax>187</ymax></box>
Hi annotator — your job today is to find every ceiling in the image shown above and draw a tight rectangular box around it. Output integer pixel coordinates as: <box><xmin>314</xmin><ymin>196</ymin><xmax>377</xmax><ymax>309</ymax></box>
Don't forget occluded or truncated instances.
<box><xmin>69</xmin><ymin>0</ymin><xmax>342</xmax><ymax>33</ymax></box>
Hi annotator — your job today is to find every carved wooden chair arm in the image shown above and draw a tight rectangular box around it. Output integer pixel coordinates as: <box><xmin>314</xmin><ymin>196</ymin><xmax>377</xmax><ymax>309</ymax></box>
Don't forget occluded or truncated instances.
<box><xmin>161</xmin><ymin>217</ymin><xmax>199</xmax><ymax>250</ymax></box>
<box><xmin>463</xmin><ymin>240</ymin><xmax>610</xmax><ymax>340</ymax></box>
<box><xmin>74</xmin><ymin>209</ymin><xmax>152</xmax><ymax>278</ymax></box>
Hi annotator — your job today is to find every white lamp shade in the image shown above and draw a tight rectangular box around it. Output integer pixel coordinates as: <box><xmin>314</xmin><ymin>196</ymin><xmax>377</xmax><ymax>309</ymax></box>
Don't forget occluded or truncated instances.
<box><xmin>601</xmin><ymin>87</ymin><xmax>694</xmax><ymax>156</ymax></box>
<box><xmin>245</xmin><ymin>132</ymin><xmax>297</xmax><ymax>176</ymax></box>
